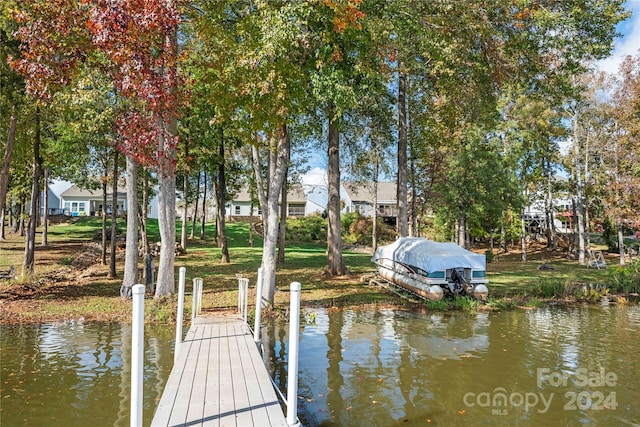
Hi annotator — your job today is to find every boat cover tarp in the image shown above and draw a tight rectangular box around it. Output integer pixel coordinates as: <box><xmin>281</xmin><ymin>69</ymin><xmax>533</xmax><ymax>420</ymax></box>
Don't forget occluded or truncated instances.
<box><xmin>372</xmin><ymin>237</ymin><xmax>486</xmax><ymax>273</ymax></box>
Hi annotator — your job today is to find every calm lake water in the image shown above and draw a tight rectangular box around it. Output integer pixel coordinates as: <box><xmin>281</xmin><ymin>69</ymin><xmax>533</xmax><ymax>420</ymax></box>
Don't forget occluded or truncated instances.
<box><xmin>262</xmin><ymin>305</ymin><xmax>640</xmax><ymax>427</ymax></box>
<box><xmin>0</xmin><ymin>321</ymin><xmax>175</xmax><ymax>426</ymax></box>
<box><xmin>2</xmin><ymin>305</ymin><xmax>639</xmax><ymax>427</ymax></box>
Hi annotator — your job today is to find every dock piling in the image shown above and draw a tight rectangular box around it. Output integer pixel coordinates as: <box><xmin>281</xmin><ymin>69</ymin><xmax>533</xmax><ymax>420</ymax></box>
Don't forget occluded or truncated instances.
<box><xmin>175</xmin><ymin>267</ymin><xmax>186</xmax><ymax>363</ymax></box>
<box><xmin>286</xmin><ymin>282</ymin><xmax>301</xmax><ymax>427</ymax></box>
<box><xmin>131</xmin><ymin>284</ymin><xmax>145</xmax><ymax>427</ymax></box>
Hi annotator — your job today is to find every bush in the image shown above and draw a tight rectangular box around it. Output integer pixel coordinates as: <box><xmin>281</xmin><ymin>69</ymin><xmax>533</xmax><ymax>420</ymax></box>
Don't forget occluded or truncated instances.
<box><xmin>286</xmin><ymin>215</ymin><xmax>327</xmax><ymax>242</ymax></box>
<box><xmin>342</xmin><ymin>213</ymin><xmax>396</xmax><ymax>246</ymax></box>
<box><xmin>485</xmin><ymin>249</ymin><xmax>494</xmax><ymax>263</ymax></box>
<box><xmin>610</xmin><ymin>260</ymin><xmax>640</xmax><ymax>294</ymax></box>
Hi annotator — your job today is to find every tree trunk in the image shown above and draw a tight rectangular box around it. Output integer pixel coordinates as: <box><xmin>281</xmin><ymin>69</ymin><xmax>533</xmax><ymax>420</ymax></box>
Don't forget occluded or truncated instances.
<box><xmin>277</xmin><ymin>170</ymin><xmax>288</xmax><ymax>266</ymax></box>
<box><xmin>521</xmin><ymin>210</ymin><xmax>527</xmax><ymax>262</ymax></box>
<box><xmin>0</xmin><ymin>210</ymin><xmax>5</xmax><ymax>240</ymax></box>
<box><xmin>573</xmin><ymin>113</ymin><xmax>585</xmax><ymax>265</ymax></box>
<box><xmin>252</xmin><ymin>124</ymin><xmax>290</xmax><ymax>305</ymax></box>
<box><xmin>546</xmin><ymin>159</ymin><xmax>558</xmax><ymax>251</ymax></box>
<box><xmin>181</xmin><ymin>139</ymin><xmax>189</xmax><ymax>252</ymax></box>
<box><xmin>191</xmin><ymin>171</ymin><xmax>200</xmax><ymax>239</ymax></box>
<box><xmin>457</xmin><ymin>214</ymin><xmax>467</xmax><ymax>248</ymax></box>
<box><xmin>249</xmin><ymin>199</ymin><xmax>254</xmax><ymax>248</ymax></box>
<box><xmin>101</xmin><ymin>178</ymin><xmax>108</xmax><ymax>265</ymax></box>
<box><xmin>397</xmin><ymin>70</ymin><xmax>409</xmax><ymax>237</ymax></box>
<box><xmin>41</xmin><ymin>168</ymin><xmax>48</xmax><ymax>246</ymax></box>
<box><xmin>326</xmin><ymin>104</ymin><xmax>347</xmax><ymax>276</ymax></box>
<box><xmin>23</xmin><ymin>109</ymin><xmax>42</xmax><ymax>276</ymax></box>
<box><xmin>216</xmin><ymin>127</ymin><xmax>229</xmax><ymax>263</ymax></box>
<box><xmin>408</xmin><ymin>91</ymin><xmax>417</xmax><ymax>238</ymax></box>
<box><xmin>584</xmin><ymin>132</ymin><xmax>592</xmax><ymax>252</ymax></box>
<box><xmin>109</xmin><ymin>150</ymin><xmax>119</xmax><ymax>278</ymax></box>
<box><xmin>140</xmin><ymin>172</ymin><xmax>150</xmax><ymax>255</ymax></box>
<box><xmin>122</xmin><ymin>156</ymin><xmax>139</xmax><ymax>293</ymax></box>
<box><xmin>617</xmin><ymin>223</ymin><xmax>625</xmax><ymax>266</ymax></box>
<box><xmin>154</xmin><ymin>14</ymin><xmax>179</xmax><ymax>296</ymax></box>
<box><xmin>0</xmin><ymin>114</ymin><xmax>17</xmax><ymax>239</ymax></box>
<box><xmin>372</xmin><ymin>176</ymin><xmax>379</xmax><ymax>254</ymax></box>
<box><xmin>155</xmin><ymin>162</ymin><xmax>177</xmax><ymax>296</ymax></box>
<box><xmin>18</xmin><ymin>199</ymin><xmax>25</xmax><ymax>236</ymax></box>
<box><xmin>201</xmin><ymin>170</ymin><xmax>207</xmax><ymax>239</ymax></box>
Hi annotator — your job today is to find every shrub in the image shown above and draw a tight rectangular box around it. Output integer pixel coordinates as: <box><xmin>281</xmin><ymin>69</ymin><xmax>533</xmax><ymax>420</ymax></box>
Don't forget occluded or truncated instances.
<box><xmin>485</xmin><ymin>249</ymin><xmax>494</xmax><ymax>263</ymax></box>
<box><xmin>609</xmin><ymin>260</ymin><xmax>640</xmax><ymax>294</ymax></box>
<box><xmin>286</xmin><ymin>215</ymin><xmax>327</xmax><ymax>242</ymax></box>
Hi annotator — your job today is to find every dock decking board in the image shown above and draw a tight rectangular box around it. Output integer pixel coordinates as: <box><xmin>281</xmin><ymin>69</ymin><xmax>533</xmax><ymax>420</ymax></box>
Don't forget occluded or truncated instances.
<box><xmin>151</xmin><ymin>316</ymin><xmax>288</xmax><ymax>427</ymax></box>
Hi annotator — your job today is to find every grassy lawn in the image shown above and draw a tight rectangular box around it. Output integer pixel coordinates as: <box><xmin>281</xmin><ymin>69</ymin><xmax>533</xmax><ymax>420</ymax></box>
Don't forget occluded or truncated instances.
<box><xmin>0</xmin><ymin>216</ymin><xmax>633</xmax><ymax>323</ymax></box>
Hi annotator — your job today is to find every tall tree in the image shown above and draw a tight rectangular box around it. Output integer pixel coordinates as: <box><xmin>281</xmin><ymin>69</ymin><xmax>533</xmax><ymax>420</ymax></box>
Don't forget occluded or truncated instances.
<box><xmin>22</xmin><ymin>108</ymin><xmax>42</xmax><ymax>275</ymax></box>
<box><xmin>11</xmin><ymin>0</ymin><xmax>183</xmax><ymax>293</ymax></box>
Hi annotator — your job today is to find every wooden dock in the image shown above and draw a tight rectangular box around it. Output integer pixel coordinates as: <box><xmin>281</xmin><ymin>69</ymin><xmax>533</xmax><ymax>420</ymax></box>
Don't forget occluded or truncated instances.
<box><xmin>151</xmin><ymin>315</ymin><xmax>288</xmax><ymax>427</ymax></box>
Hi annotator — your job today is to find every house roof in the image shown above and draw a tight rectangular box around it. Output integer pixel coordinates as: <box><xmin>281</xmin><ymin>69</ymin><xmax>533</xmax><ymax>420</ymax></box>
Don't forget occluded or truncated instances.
<box><xmin>232</xmin><ymin>184</ymin><xmax>307</xmax><ymax>203</ymax></box>
<box><xmin>343</xmin><ymin>181</ymin><xmax>396</xmax><ymax>203</ymax></box>
<box><xmin>60</xmin><ymin>184</ymin><xmax>126</xmax><ymax>198</ymax></box>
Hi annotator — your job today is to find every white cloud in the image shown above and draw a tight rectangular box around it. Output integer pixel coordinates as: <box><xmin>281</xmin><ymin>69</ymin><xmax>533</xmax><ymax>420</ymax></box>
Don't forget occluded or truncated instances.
<box><xmin>301</xmin><ymin>167</ymin><xmax>327</xmax><ymax>190</ymax></box>
<box><xmin>597</xmin><ymin>1</ymin><xmax>640</xmax><ymax>74</ymax></box>
<box><xmin>301</xmin><ymin>167</ymin><xmax>328</xmax><ymax>214</ymax></box>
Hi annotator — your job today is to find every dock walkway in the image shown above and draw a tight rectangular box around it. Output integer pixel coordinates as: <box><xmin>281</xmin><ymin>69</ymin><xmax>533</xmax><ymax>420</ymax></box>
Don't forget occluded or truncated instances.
<box><xmin>151</xmin><ymin>315</ymin><xmax>287</xmax><ymax>427</ymax></box>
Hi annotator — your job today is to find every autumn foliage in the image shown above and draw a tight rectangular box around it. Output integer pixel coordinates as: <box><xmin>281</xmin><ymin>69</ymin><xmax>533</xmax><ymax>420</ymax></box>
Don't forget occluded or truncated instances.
<box><xmin>10</xmin><ymin>0</ymin><xmax>182</xmax><ymax>172</ymax></box>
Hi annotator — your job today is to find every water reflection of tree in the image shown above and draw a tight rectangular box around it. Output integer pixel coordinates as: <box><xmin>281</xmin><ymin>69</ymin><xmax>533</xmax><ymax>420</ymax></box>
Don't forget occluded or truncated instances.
<box><xmin>322</xmin><ymin>308</ymin><xmax>344</xmax><ymax>426</ymax></box>
<box><xmin>261</xmin><ymin>317</ymin><xmax>289</xmax><ymax>397</ymax></box>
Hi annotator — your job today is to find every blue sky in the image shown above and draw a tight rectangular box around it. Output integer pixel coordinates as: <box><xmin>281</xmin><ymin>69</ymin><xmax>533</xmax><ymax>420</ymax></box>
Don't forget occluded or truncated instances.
<box><xmin>597</xmin><ymin>0</ymin><xmax>640</xmax><ymax>73</ymax></box>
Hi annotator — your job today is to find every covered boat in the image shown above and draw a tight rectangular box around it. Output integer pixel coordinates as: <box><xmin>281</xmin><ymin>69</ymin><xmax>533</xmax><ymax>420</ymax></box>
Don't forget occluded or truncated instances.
<box><xmin>372</xmin><ymin>237</ymin><xmax>489</xmax><ymax>301</ymax></box>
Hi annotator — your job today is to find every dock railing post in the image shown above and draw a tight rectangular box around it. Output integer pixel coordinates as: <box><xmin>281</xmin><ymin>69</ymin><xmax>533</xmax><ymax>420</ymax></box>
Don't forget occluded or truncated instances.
<box><xmin>196</xmin><ymin>278</ymin><xmax>203</xmax><ymax>315</ymax></box>
<box><xmin>131</xmin><ymin>284</ymin><xmax>145</xmax><ymax>427</ymax></box>
<box><xmin>243</xmin><ymin>278</ymin><xmax>249</xmax><ymax>323</ymax></box>
<box><xmin>237</xmin><ymin>275</ymin><xmax>243</xmax><ymax>313</ymax></box>
<box><xmin>175</xmin><ymin>267</ymin><xmax>186</xmax><ymax>363</ymax></box>
<box><xmin>286</xmin><ymin>282</ymin><xmax>301</xmax><ymax>427</ymax></box>
<box><xmin>191</xmin><ymin>278</ymin><xmax>198</xmax><ymax>325</ymax></box>
<box><xmin>253</xmin><ymin>267</ymin><xmax>264</xmax><ymax>344</ymax></box>
<box><xmin>238</xmin><ymin>277</ymin><xmax>249</xmax><ymax>321</ymax></box>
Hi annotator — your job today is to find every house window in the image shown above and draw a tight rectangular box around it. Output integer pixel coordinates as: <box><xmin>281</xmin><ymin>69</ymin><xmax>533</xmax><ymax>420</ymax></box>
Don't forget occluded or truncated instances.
<box><xmin>288</xmin><ymin>205</ymin><xmax>305</xmax><ymax>217</ymax></box>
<box><xmin>235</xmin><ymin>205</ymin><xmax>241</xmax><ymax>215</ymax></box>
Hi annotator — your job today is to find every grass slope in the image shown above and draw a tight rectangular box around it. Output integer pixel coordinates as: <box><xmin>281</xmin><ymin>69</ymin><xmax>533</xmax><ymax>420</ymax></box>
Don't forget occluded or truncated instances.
<box><xmin>0</xmin><ymin>217</ymin><xmax>626</xmax><ymax>323</ymax></box>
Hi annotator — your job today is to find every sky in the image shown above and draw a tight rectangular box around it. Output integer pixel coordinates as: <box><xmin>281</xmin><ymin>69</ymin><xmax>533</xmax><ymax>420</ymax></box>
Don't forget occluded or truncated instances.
<box><xmin>597</xmin><ymin>0</ymin><xmax>640</xmax><ymax>73</ymax></box>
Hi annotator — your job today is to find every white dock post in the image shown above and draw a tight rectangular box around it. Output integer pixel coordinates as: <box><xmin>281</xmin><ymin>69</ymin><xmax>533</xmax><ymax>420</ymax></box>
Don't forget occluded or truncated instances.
<box><xmin>191</xmin><ymin>278</ymin><xmax>198</xmax><ymax>325</ymax></box>
<box><xmin>238</xmin><ymin>277</ymin><xmax>249</xmax><ymax>321</ymax></box>
<box><xmin>286</xmin><ymin>282</ymin><xmax>301</xmax><ymax>427</ymax></box>
<box><xmin>253</xmin><ymin>267</ymin><xmax>264</xmax><ymax>344</ymax></box>
<box><xmin>243</xmin><ymin>278</ymin><xmax>249</xmax><ymax>323</ymax></box>
<box><xmin>175</xmin><ymin>267</ymin><xmax>186</xmax><ymax>363</ymax></box>
<box><xmin>196</xmin><ymin>278</ymin><xmax>204</xmax><ymax>315</ymax></box>
<box><xmin>131</xmin><ymin>284</ymin><xmax>145</xmax><ymax>427</ymax></box>
<box><xmin>237</xmin><ymin>276</ymin><xmax>243</xmax><ymax>313</ymax></box>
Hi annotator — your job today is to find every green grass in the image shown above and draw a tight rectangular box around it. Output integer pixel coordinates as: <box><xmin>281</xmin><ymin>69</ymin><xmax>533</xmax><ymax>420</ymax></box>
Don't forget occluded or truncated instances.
<box><xmin>2</xmin><ymin>216</ymin><xmax>637</xmax><ymax>323</ymax></box>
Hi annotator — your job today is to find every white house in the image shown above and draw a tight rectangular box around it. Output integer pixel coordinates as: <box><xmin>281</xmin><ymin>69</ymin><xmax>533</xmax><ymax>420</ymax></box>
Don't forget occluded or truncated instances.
<box><xmin>341</xmin><ymin>181</ymin><xmax>398</xmax><ymax>219</ymax></box>
<box><xmin>226</xmin><ymin>184</ymin><xmax>310</xmax><ymax>219</ymax></box>
<box><xmin>59</xmin><ymin>185</ymin><xmax>127</xmax><ymax>217</ymax></box>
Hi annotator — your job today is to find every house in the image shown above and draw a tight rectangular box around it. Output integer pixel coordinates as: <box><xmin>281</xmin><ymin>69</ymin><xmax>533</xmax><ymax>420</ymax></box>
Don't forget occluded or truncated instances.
<box><xmin>40</xmin><ymin>186</ymin><xmax>63</xmax><ymax>215</ymax></box>
<box><xmin>341</xmin><ymin>181</ymin><xmax>398</xmax><ymax>220</ymax></box>
<box><xmin>226</xmin><ymin>184</ymin><xmax>311</xmax><ymax>220</ymax></box>
<box><xmin>523</xmin><ymin>196</ymin><xmax>573</xmax><ymax>235</ymax></box>
<box><xmin>59</xmin><ymin>185</ymin><xmax>127</xmax><ymax>217</ymax></box>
